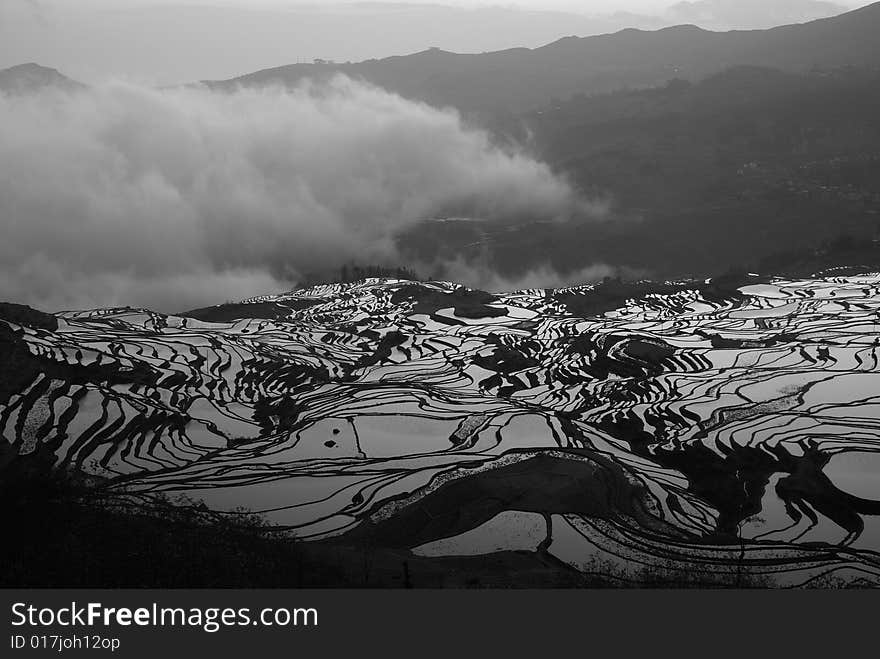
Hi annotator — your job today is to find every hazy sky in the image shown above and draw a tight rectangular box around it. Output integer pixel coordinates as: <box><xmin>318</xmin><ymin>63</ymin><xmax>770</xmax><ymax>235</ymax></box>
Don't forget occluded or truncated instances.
<box><xmin>10</xmin><ymin>1</ymin><xmax>677</xmax><ymax>13</ymax></box>
<box><xmin>0</xmin><ymin>1</ymin><xmax>668</xmax><ymax>84</ymax></box>
<box><xmin>1</xmin><ymin>0</ymin><xmax>872</xmax><ymax>83</ymax></box>
<box><xmin>25</xmin><ymin>0</ymin><xmax>867</xmax><ymax>10</ymax></box>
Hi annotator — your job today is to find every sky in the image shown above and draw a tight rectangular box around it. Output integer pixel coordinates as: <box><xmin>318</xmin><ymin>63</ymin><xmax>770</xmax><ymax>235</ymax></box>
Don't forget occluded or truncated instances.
<box><xmin>4</xmin><ymin>1</ymin><xmax>677</xmax><ymax>13</ymax></box>
<box><xmin>0</xmin><ymin>1</ymin><xmax>667</xmax><ymax>84</ymax></box>
<box><xmin>14</xmin><ymin>0</ymin><xmax>866</xmax><ymax>11</ymax></box>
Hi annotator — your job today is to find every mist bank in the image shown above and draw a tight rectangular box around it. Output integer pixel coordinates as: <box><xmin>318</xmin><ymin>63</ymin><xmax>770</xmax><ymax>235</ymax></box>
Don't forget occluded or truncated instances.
<box><xmin>0</xmin><ymin>76</ymin><xmax>599</xmax><ymax>312</ymax></box>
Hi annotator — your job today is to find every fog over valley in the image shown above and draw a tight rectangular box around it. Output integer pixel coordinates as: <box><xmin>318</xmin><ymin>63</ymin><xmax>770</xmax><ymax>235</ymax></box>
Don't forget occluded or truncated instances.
<box><xmin>0</xmin><ymin>77</ymin><xmax>595</xmax><ymax>311</ymax></box>
<box><xmin>3</xmin><ymin>1</ymin><xmax>880</xmax><ymax>309</ymax></box>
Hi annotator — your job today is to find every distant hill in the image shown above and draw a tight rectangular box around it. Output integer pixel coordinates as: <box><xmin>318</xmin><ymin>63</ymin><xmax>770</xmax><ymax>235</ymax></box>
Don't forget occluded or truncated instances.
<box><xmin>0</xmin><ymin>0</ymin><xmax>856</xmax><ymax>84</ymax></box>
<box><xmin>0</xmin><ymin>63</ymin><xmax>83</xmax><ymax>95</ymax></box>
<box><xmin>208</xmin><ymin>2</ymin><xmax>880</xmax><ymax>116</ymax></box>
<box><xmin>396</xmin><ymin>64</ymin><xmax>880</xmax><ymax>281</ymax></box>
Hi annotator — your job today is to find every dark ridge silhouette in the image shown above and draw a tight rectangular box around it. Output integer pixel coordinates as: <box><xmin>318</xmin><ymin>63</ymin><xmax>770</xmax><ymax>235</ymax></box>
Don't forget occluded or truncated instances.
<box><xmin>206</xmin><ymin>2</ymin><xmax>880</xmax><ymax>115</ymax></box>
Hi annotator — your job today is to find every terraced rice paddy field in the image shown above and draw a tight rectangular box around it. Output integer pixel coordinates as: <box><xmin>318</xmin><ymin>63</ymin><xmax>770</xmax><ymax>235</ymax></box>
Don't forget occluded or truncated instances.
<box><xmin>3</xmin><ymin>273</ymin><xmax>880</xmax><ymax>586</ymax></box>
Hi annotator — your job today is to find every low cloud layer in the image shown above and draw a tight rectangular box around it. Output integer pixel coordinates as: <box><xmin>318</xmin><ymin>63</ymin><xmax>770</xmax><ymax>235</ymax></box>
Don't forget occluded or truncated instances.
<box><xmin>431</xmin><ymin>258</ymin><xmax>621</xmax><ymax>292</ymax></box>
<box><xmin>0</xmin><ymin>76</ymin><xmax>593</xmax><ymax>312</ymax></box>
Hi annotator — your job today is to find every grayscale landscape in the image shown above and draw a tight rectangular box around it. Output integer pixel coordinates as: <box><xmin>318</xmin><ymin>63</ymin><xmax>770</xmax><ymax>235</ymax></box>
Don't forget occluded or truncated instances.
<box><xmin>3</xmin><ymin>0</ymin><xmax>880</xmax><ymax>588</ymax></box>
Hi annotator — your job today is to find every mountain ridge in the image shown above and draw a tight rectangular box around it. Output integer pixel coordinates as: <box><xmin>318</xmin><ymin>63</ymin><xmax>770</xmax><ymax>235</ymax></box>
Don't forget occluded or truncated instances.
<box><xmin>0</xmin><ymin>63</ymin><xmax>83</xmax><ymax>94</ymax></box>
<box><xmin>205</xmin><ymin>2</ymin><xmax>880</xmax><ymax>115</ymax></box>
